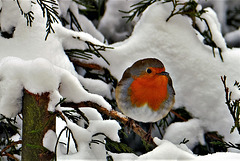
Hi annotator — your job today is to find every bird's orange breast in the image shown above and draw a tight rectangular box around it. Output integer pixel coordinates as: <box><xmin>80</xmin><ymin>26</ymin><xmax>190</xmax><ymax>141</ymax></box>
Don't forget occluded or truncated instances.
<box><xmin>129</xmin><ymin>74</ymin><xmax>168</xmax><ymax>111</ymax></box>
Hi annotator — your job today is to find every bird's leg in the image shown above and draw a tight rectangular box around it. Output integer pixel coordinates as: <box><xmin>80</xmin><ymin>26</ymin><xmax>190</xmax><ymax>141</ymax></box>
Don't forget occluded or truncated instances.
<box><xmin>125</xmin><ymin>119</ymin><xmax>154</xmax><ymax>144</ymax></box>
<box><xmin>143</xmin><ymin>123</ymin><xmax>153</xmax><ymax>143</ymax></box>
<box><xmin>125</xmin><ymin>118</ymin><xmax>135</xmax><ymax>133</ymax></box>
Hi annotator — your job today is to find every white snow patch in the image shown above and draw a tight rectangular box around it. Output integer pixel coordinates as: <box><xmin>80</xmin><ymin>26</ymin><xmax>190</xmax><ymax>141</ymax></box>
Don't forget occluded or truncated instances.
<box><xmin>66</xmin><ymin>118</ymin><xmax>92</xmax><ymax>144</ymax></box>
<box><xmin>58</xmin><ymin>0</ymin><xmax>105</xmax><ymax>42</ymax></box>
<box><xmin>53</xmin><ymin>23</ymin><xmax>105</xmax><ymax>46</ymax></box>
<box><xmin>201</xmin><ymin>7</ymin><xmax>227</xmax><ymax>51</ymax></box>
<box><xmin>109</xmin><ymin>151</ymin><xmax>138</xmax><ymax>161</ymax></box>
<box><xmin>0</xmin><ymin>57</ymin><xmax>111</xmax><ymax>118</ymax></box>
<box><xmin>197</xmin><ymin>152</ymin><xmax>240</xmax><ymax>161</ymax></box>
<box><xmin>43</xmin><ymin>129</ymin><xmax>57</xmax><ymax>152</ymax></box>
<box><xmin>79</xmin><ymin>107</ymin><xmax>103</xmax><ymax>120</ymax></box>
<box><xmin>138</xmin><ymin>138</ymin><xmax>196</xmax><ymax>160</ymax></box>
<box><xmin>18</xmin><ymin>0</ymin><xmax>32</xmax><ymax>13</ymax></box>
<box><xmin>1</xmin><ymin>1</ymin><xmax>240</xmax><ymax>160</ymax></box>
<box><xmin>164</xmin><ymin>119</ymin><xmax>205</xmax><ymax>149</ymax></box>
<box><xmin>225</xmin><ymin>29</ymin><xmax>240</xmax><ymax>47</ymax></box>
<box><xmin>57</xmin><ymin>107</ymin><xmax>121</xmax><ymax>160</ymax></box>
<box><xmin>98</xmin><ymin>0</ymin><xmax>139</xmax><ymax>43</ymax></box>
<box><xmin>62</xmin><ymin>118</ymin><xmax>97</xmax><ymax>160</ymax></box>
<box><xmin>0</xmin><ymin>0</ymin><xmax>20</xmax><ymax>33</ymax></box>
<box><xmin>49</xmin><ymin>90</ymin><xmax>63</xmax><ymax>112</ymax></box>
<box><xmin>88</xmin><ymin>120</ymin><xmax>121</xmax><ymax>142</ymax></box>
<box><xmin>59</xmin><ymin>70</ymin><xmax>111</xmax><ymax>111</ymax></box>
<box><xmin>102</xmin><ymin>2</ymin><xmax>240</xmax><ymax>146</ymax></box>
<box><xmin>77</xmin><ymin>107</ymin><xmax>103</xmax><ymax>128</ymax></box>
<box><xmin>78</xmin><ymin>76</ymin><xmax>113</xmax><ymax>99</ymax></box>
<box><xmin>0</xmin><ymin>1</ymin><xmax>112</xmax><ymax>118</ymax></box>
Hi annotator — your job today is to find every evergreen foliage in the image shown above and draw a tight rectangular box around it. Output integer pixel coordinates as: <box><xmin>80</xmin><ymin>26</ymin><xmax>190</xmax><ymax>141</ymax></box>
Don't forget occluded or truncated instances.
<box><xmin>227</xmin><ymin>6</ymin><xmax>240</xmax><ymax>30</ymax></box>
<box><xmin>37</xmin><ymin>0</ymin><xmax>59</xmax><ymax>40</ymax></box>
<box><xmin>1</xmin><ymin>0</ymin><xmax>240</xmax><ymax>160</ymax></box>
<box><xmin>0</xmin><ymin>115</ymin><xmax>21</xmax><ymax>161</ymax></box>
<box><xmin>120</xmin><ymin>0</ymin><xmax>159</xmax><ymax>22</ymax></box>
<box><xmin>16</xmin><ymin>0</ymin><xmax>34</xmax><ymax>27</ymax></box>
<box><xmin>221</xmin><ymin>76</ymin><xmax>240</xmax><ymax>135</ymax></box>
<box><xmin>122</xmin><ymin>0</ymin><xmax>224</xmax><ymax>61</ymax></box>
<box><xmin>74</xmin><ymin>0</ymin><xmax>106</xmax><ymax>22</ymax></box>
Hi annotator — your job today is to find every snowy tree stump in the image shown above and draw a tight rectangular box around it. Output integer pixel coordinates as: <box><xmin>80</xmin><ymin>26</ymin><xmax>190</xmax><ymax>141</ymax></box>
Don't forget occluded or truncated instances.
<box><xmin>22</xmin><ymin>90</ymin><xmax>55</xmax><ymax>161</ymax></box>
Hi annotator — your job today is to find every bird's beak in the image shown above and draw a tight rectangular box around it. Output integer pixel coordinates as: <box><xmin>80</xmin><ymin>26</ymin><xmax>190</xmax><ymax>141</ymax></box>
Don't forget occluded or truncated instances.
<box><xmin>158</xmin><ymin>71</ymin><xmax>169</xmax><ymax>76</ymax></box>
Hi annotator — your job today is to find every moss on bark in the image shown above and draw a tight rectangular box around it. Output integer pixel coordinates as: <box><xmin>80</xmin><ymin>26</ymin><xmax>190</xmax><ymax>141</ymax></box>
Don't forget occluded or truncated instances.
<box><xmin>22</xmin><ymin>90</ymin><xmax>55</xmax><ymax>161</ymax></box>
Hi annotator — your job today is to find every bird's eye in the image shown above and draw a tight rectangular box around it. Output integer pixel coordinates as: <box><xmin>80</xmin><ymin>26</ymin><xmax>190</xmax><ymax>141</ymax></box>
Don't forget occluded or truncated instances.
<box><xmin>146</xmin><ymin>68</ymin><xmax>152</xmax><ymax>74</ymax></box>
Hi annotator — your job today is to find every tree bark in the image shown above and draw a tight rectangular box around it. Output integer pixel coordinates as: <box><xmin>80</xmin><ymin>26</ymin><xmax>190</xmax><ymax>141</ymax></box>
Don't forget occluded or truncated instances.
<box><xmin>22</xmin><ymin>90</ymin><xmax>55</xmax><ymax>161</ymax></box>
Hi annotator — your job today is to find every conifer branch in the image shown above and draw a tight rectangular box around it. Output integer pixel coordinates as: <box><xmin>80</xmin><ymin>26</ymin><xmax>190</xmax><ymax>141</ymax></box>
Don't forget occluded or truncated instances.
<box><xmin>122</xmin><ymin>0</ymin><xmax>224</xmax><ymax>61</ymax></box>
<box><xmin>66</xmin><ymin>39</ymin><xmax>113</xmax><ymax>65</ymax></box>
<box><xmin>67</xmin><ymin>9</ymin><xmax>83</xmax><ymax>31</ymax></box>
<box><xmin>61</xmin><ymin>101</ymin><xmax>157</xmax><ymax>147</ymax></box>
<box><xmin>0</xmin><ymin>140</ymin><xmax>22</xmax><ymax>161</ymax></box>
<box><xmin>120</xmin><ymin>0</ymin><xmax>159</xmax><ymax>22</ymax></box>
<box><xmin>55</xmin><ymin>110</ymin><xmax>79</xmax><ymax>156</ymax></box>
<box><xmin>166</xmin><ymin>0</ymin><xmax>224</xmax><ymax>61</ymax></box>
<box><xmin>166</xmin><ymin>0</ymin><xmax>199</xmax><ymax>22</ymax></box>
<box><xmin>221</xmin><ymin>75</ymin><xmax>240</xmax><ymax>135</ymax></box>
<box><xmin>16</xmin><ymin>0</ymin><xmax>34</xmax><ymax>27</ymax></box>
<box><xmin>223</xmin><ymin>142</ymin><xmax>240</xmax><ymax>150</ymax></box>
<box><xmin>200</xmin><ymin>18</ymin><xmax>224</xmax><ymax>62</ymax></box>
<box><xmin>170</xmin><ymin>109</ymin><xmax>187</xmax><ymax>121</ymax></box>
<box><xmin>1</xmin><ymin>152</ymin><xmax>20</xmax><ymax>161</ymax></box>
<box><xmin>37</xmin><ymin>0</ymin><xmax>59</xmax><ymax>40</ymax></box>
<box><xmin>86</xmin><ymin>41</ymin><xmax>111</xmax><ymax>65</ymax></box>
<box><xmin>70</xmin><ymin>59</ymin><xmax>103</xmax><ymax>70</ymax></box>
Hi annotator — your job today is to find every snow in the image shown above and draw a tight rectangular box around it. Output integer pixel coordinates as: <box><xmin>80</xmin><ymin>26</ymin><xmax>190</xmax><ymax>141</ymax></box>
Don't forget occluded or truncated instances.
<box><xmin>0</xmin><ymin>57</ymin><xmax>111</xmax><ymax>117</ymax></box>
<box><xmin>110</xmin><ymin>138</ymin><xmax>240</xmax><ymax>161</ymax></box>
<box><xmin>59</xmin><ymin>69</ymin><xmax>111</xmax><ymax>110</ymax></box>
<box><xmin>88</xmin><ymin>120</ymin><xmax>121</xmax><ymax>142</ymax></box>
<box><xmin>199</xmin><ymin>0</ymin><xmax>239</xmax><ymax>34</ymax></box>
<box><xmin>0</xmin><ymin>0</ymin><xmax>240</xmax><ymax>160</ymax></box>
<box><xmin>101</xmin><ymin>1</ymin><xmax>240</xmax><ymax>148</ymax></box>
<box><xmin>78</xmin><ymin>76</ymin><xmax>113</xmax><ymax>99</ymax></box>
<box><xmin>108</xmin><ymin>152</ymin><xmax>138</xmax><ymax>161</ymax></box>
<box><xmin>43</xmin><ymin>129</ymin><xmax>57</xmax><ymax>152</ymax></box>
<box><xmin>61</xmin><ymin>118</ymin><xmax>97</xmax><ymax>160</ymax></box>
<box><xmin>225</xmin><ymin>29</ymin><xmax>240</xmax><ymax>47</ymax></box>
<box><xmin>139</xmin><ymin>138</ymin><xmax>196</xmax><ymax>160</ymax></box>
<box><xmin>197</xmin><ymin>152</ymin><xmax>240</xmax><ymax>160</ymax></box>
<box><xmin>49</xmin><ymin>90</ymin><xmax>63</xmax><ymax>112</ymax></box>
<box><xmin>98</xmin><ymin>0</ymin><xmax>139</xmax><ymax>43</ymax></box>
<box><xmin>77</xmin><ymin>107</ymin><xmax>103</xmax><ymax>124</ymax></box>
<box><xmin>200</xmin><ymin>7</ymin><xmax>227</xmax><ymax>52</ymax></box>
<box><xmin>163</xmin><ymin>119</ymin><xmax>205</xmax><ymax>149</ymax></box>
<box><xmin>57</xmin><ymin>107</ymin><xmax>121</xmax><ymax>160</ymax></box>
<box><xmin>0</xmin><ymin>0</ymin><xmax>20</xmax><ymax>33</ymax></box>
<box><xmin>58</xmin><ymin>0</ymin><xmax>105</xmax><ymax>42</ymax></box>
<box><xmin>54</xmin><ymin>22</ymin><xmax>110</xmax><ymax>70</ymax></box>
<box><xmin>17</xmin><ymin>0</ymin><xmax>32</xmax><ymax>13</ymax></box>
<box><xmin>0</xmin><ymin>1</ymin><xmax>112</xmax><ymax>117</ymax></box>
<box><xmin>53</xmin><ymin>23</ymin><xmax>105</xmax><ymax>46</ymax></box>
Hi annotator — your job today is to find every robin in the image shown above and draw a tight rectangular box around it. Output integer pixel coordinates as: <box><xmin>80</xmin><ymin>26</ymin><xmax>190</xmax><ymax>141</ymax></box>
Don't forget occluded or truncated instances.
<box><xmin>115</xmin><ymin>58</ymin><xmax>175</xmax><ymax>123</ymax></box>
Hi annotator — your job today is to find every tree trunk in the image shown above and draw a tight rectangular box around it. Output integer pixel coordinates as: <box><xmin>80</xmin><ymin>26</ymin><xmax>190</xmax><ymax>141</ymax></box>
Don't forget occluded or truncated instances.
<box><xmin>22</xmin><ymin>90</ymin><xmax>55</xmax><ymax>161</ymax></box>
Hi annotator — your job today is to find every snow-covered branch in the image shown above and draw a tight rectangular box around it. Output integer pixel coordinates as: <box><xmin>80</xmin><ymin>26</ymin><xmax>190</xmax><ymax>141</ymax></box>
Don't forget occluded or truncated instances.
<box><xmin>61</xmin><ymin>101</ymin><xmax>157</xmax><ymax>146</ymax></box>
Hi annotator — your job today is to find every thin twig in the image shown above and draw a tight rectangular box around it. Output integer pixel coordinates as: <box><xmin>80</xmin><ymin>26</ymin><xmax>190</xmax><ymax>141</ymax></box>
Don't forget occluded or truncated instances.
<box><xmin>170</xmin><ymin>109</ymin><xmax>187</xmax><ymax>121</ymax></box>
<box><xmin>0</xmin><ymin>140</ymin><xmax>22</xmax><ymax>161</ymax></box>
<box><xmin>221</xmin><ymin>75</ymin><xmax>240</xmax><ymax>135</ymax></box>
<box><xmin>1</xmin><ymin>153</ymin><xmax>20</xmax><ymax>161</ymax></box>
<box><xmin>0</xmin><ymin>140</ymin><xmax>22</xmax><ymax>155</ymax></box>
<box><xmin>70</xmin><ymin>58</ymin><xmax>103</xmax><ymax>70</ymax></box>
<box><xmin>61</xmin><ymin>101</ymin><xmax>157</xmax><ymax>147</ymax></box>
